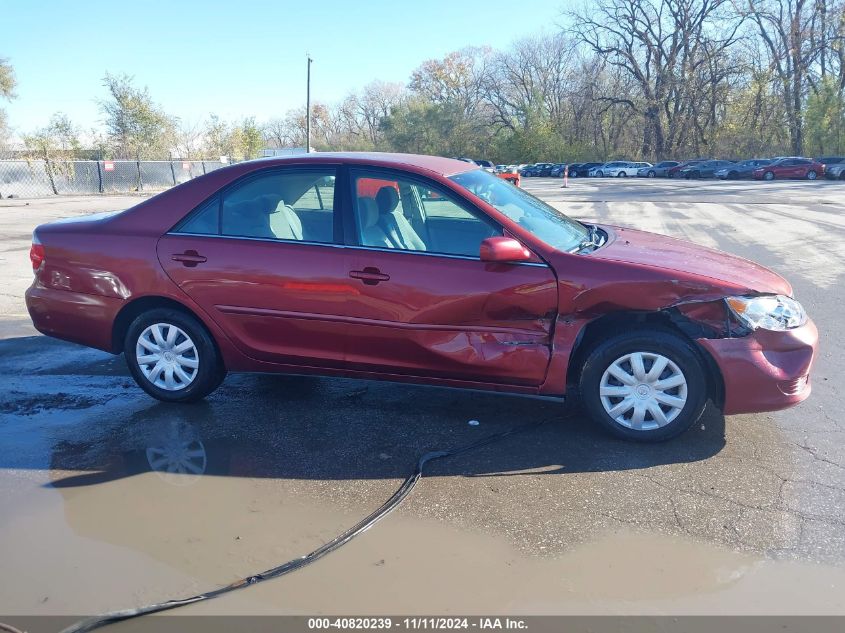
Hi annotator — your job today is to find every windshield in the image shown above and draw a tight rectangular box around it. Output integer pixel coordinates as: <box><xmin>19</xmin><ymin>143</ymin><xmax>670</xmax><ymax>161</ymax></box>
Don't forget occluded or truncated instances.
<box><xmin>449</xmin><ymin>169</ymin><xmax>591</xmax><ymax>253</ymax></box>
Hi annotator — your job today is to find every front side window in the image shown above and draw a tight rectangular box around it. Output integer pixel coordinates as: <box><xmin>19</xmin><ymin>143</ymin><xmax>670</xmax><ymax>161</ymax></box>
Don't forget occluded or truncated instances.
<box><xmin>450</xmin><ymin>168</ymin><xmax>590</xmax><ymax>253</ymax></box>
<box><xmin>352</xmin><ymin>173</ymin><xmax>501</xmax><ymax>257</ymax></box>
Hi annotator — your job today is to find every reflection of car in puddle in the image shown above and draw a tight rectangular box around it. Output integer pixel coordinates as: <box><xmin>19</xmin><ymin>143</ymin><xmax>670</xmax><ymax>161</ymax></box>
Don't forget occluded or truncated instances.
<box><xmin>144</xmin><ymin>420</ymin><xmax>207</xmax><ymax>486</ymax></box>
<box><xmin>47</xmin><ymin>403</ymin><xmax>272</xmax><ymax>488</ymax></box>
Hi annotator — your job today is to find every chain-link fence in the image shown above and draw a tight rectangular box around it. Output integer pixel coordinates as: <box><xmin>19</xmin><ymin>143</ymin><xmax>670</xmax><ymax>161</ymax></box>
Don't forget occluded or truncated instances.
<box><xmin>0</xmin><ymin>160</ymin><xmax>229</xmax><ymax>199</ymax></box>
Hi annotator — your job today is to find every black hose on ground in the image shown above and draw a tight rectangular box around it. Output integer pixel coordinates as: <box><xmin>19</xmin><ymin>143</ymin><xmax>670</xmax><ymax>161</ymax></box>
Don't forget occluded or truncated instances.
<box><xmin>57</xmin><ymin>419</ymin><xmax>550</xmax><ymax>633</ymax></box>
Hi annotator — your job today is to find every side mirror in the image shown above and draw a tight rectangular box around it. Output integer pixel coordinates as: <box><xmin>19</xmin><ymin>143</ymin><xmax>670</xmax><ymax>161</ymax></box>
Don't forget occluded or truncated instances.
<box><xmin>479</xmin><ymin>237</ymin><xmax>532</xmax><ymax>263</ymax></box>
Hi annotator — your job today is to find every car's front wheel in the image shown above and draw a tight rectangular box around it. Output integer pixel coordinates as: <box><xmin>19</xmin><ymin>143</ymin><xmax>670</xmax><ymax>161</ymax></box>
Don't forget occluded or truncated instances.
<box><xmin>617</xmin><ymin>172</ymin><xmax>627</xmax><ymax>177</ymax></box>
<box><xmin>579</xmin><ymin>330</ymin><xmax>708</xmax><ymax>442</ymax></box>
<box><xmin>763</xmin><ymin>171</ymin><xmax>775</xmax><ymax>181</ymax></box>
<box><xmin>125</xmin><ymin>308</ymin><xmax>226</xmax><ymax>403</ymax></box>
<box><xmin>648</xmin><ymin>170</ymin><xmax>656</xmax><ymax>178</ymax></box>
<box><xmin>595</xmin><ymin>171</ymin><xmax>604</xmax><ymax>177</ymax></box>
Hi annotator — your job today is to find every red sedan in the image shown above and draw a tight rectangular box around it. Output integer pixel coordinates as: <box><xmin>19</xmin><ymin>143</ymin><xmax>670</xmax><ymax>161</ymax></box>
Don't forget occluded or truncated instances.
<box><xmin>753</xmin><ymin>157</ymin><xmax>825</xmax><ymax>180</ymax></box>
<box><xmin>25</xmin><ymin>153</ymin><xmax>817</xmax><ymax>442</ymax></box>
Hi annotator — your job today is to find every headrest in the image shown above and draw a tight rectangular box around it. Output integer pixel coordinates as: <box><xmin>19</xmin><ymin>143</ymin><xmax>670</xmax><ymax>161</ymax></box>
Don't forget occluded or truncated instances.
<box><xmin>375</xmin><ymin>186</ymin><xmax>399</xmax><ymax>214</ymax></box>
<box><xmin>358</xmin><ymin>197</ymin><xmax>379</xmax><ymax>228</ymax></box>
<box><xmin>272</xmin><ymin>199</ymin><xmax>292</xmax><ymax>214</ymax></box>
<box><xmin>230</xmin><ymin>194</ymin><xmax>282</xmax><ymax>218</ymax></box>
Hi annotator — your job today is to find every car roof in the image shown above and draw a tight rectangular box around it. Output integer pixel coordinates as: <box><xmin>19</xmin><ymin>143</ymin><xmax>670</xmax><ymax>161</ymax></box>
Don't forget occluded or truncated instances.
<box><xmin>243</xmin><ymin>152</ymin><xmax>479</xmax><ymax>177</ymax></box>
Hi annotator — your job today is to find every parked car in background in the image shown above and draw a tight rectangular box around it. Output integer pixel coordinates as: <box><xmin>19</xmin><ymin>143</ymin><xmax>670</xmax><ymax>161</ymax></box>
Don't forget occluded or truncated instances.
<box><xmin>824</xmin><ymin>162</ymin><xmax>845</xmax><ymax>179</ymax></box>
<box><xmin>570</xmin><ymin>162</ymin><xmax>602</xmax><ymax>177</ymax></box>
<box><xmin>604</xmin><ymin>161</ymin><xmax>652</xmax><ymax>177</ymax></box>
<box><xmin>496</xmin><ymin>170</ymin><xmax>521</xmax><ymax>186</ymax></box>
<box><xmin>667</xmin><ymin>159</ymin><xmax>708</xmax><ymax>178</ymax></box>
<box><xmin>550</xmin><ymin>163</ymin><xmax>568</xmax><ymax>177</ymax></box>
<box><xmin>679</xmin><ymin>160</ymin><xmax>736</xmax><ymax>179</ymax></box>
<box><xmin>522</xmin><ymin>163</ymin><xmax>555</xmax><ymax>177</ymax></box>
<box><xmin>590</xmin><ymin>161</ymin><xmax>629</xmax><ymax>177</ymax></box>
<box><xmin>25</xmin><ymin>152</ymin><xmax>818</xmax><ymax>442</ymax></box>
<box><xmin>816</xmin><ymin>156</ymin><xmax>845</xmax><ymax>167</ymax></box>
<box><xmin>637</xmin><ymin>161</ymin><xmax>679</xmax><ymax>178</ymax></box>
<box><xmin>715</xmin><ymin>159</ymin><xmax>772</xmax><ymax>180</ymax></box>
<box><xmin>753</xmin><ymin>157</ymin><xmax>825</xmax><ymax>180</ymax></box>
<box><xmin>475</xmin><ymin>160</ymin><xmax>496</xmax><ymax>173</ymax></box>
<box><xmin>495</xmin><ymin>164</ymin><xmax>508</xmax><ymax>173</ymax></box>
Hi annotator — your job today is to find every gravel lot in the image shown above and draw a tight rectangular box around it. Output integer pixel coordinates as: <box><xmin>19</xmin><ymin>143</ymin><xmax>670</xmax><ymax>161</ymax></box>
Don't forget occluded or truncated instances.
<box><xmin>1</xmin><ymin>179</ymin><xmax>844</xmax><ymax>618</ymax></box>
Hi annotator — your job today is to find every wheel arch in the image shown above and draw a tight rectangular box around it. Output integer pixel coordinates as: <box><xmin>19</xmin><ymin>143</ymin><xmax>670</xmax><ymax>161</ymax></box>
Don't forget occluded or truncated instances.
<box><xmin>111</xmin><ymin>295</ymin><xmax>223</xmax><ymax>363</ymax></box>
<box><xmin>565</xmin><ymin>310</ymin><xmax>725</xmax><ymax>408</ymax></box>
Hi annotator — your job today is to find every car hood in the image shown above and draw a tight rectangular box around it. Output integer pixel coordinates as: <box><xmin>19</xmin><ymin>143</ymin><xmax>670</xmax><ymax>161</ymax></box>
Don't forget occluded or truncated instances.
<box><xmin>590</xmin><ymin>225</ymin><xmax>792</xmax><ymax>296</ymax></box>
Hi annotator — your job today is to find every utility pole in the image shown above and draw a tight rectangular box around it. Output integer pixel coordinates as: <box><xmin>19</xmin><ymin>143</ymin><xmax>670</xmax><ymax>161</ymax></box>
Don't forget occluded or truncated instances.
<box><xmin>306</xmin><ymin>54</ymin><xmax>313</xmax><ymax>153</ymax></box>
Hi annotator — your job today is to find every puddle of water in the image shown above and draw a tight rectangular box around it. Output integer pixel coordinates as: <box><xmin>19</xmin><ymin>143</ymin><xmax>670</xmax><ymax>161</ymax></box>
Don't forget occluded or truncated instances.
<box><xmin>2</xmin><ymin>467</ymin><xmax>844</xmax><ymax>616</ymax></box>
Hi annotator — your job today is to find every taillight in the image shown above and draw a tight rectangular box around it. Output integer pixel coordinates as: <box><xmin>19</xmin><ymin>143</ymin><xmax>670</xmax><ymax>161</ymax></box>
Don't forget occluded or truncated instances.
<box><xmin>30</xmin><ymin>237</ymin><xmax>45</xmax><ymax>273</ymax></box>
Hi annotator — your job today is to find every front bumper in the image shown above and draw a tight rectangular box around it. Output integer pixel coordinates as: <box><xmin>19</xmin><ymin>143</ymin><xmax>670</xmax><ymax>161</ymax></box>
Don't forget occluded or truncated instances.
<box><xmin>697</xmin><ymin>319</ymin><xmax>818</xmax><ymax>415</ymax></box>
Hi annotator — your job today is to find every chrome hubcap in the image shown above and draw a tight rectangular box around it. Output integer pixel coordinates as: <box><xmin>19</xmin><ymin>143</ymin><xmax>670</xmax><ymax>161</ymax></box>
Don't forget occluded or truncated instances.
<box><xmin>599</xmin><ymin>352</ymin><xmax>688</xmax><ymax>430</ymax></box>
<box><xmin>135</xmin><ymin>323</ymin><xmax>199</xmax><ymax>391</ymax></box>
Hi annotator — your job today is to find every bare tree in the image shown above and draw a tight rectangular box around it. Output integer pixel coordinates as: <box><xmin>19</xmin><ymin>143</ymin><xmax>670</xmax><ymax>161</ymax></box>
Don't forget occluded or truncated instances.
<box><xmin>569</xmin><ymin>0</ymin><xmax>743</xmax><ymax>159</ymax></box>
<box><xmin>740</xmin><ymin>0</ymin><xmax>821</xmax><ymax>154</ymax></box>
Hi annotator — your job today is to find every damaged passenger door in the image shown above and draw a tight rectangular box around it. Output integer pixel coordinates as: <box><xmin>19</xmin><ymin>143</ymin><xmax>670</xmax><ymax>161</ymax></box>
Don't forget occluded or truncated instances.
<box><xmin>342</xmin><ymin>169</ymin><xmax>558</xmax><ymax>387</ymax></box>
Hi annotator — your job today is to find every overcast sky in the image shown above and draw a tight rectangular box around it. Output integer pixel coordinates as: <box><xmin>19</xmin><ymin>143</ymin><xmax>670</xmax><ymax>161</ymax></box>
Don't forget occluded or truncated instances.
<box><xmin>2</xmin><ymin>0</ymin><xmax>564</xmax><ymax>135</ymax></box>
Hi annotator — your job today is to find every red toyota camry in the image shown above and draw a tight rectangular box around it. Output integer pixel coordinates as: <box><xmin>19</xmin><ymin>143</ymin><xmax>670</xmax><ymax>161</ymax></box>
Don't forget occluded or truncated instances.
<box><xmin>25</xmin><ymin>153</ymin><xmax>817</xmax><ymax>441</ymax></box>
<box><xmin>753</xmin><ymin>157</ymin><xmax>825</xmax><ymax>180</ymax></box>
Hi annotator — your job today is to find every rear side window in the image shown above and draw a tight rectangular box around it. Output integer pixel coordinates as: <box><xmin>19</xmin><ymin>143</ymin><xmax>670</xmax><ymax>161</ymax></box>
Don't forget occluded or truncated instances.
<box><xmin>175</xmin><ymin>168</ymin><xmax>338</xmax><ymax>244</ymax></box>
<box><xmin>177</xmin><ymin>197</ymin><xmax>219</xmax><ymax>235</ymax></box>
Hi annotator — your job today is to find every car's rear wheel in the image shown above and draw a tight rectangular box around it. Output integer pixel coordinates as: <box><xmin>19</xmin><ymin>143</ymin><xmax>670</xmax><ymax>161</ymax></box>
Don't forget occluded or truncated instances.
<box><xmin>617</xmin><ymin>172</ymin><xmax>627</xmax><ymax>177</ymax></box>
<box><xmin>596</xmin><ymin>170</ymin><xmax>604</xmax><ymax>177</ymax></box>
<box><xmin>763</xmin><ymin>171</ymin><xmax>775</xmax><ymax>181</ymax></box>
<box><xmin>648</xmin><ymin>170</ymin><xmax>656</xmax><ymax>178</ymax></box>
<box><xmin>125</xmin><ymin>308</ymin><xmax>226</xmax><ymax>403</ymax></box>
<box><xmin>578</xmin><ymin>330</ymin><xmax>708</xmax><ymax>442</ymax></box>
<box><xmin>807</xmin><ymin>170</ymin><xmax>818</xmax><ymax>180</ymax></box>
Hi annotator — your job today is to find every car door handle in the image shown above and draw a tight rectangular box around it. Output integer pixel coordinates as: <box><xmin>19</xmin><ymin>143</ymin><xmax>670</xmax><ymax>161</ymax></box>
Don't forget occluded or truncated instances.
<box><xmin>349</xmin><ymin>267</ymin><xmax>390</xmax><ymax>285</ymax></box>
<box><xmin>172</xmin><ymin>250</ymin><xmax>207</xmax><ymax>266</ymax></box>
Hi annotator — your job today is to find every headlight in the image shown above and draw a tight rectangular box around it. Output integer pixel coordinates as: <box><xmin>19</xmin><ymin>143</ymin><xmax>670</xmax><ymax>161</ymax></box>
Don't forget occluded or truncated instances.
<box><xmin>726</xmin><ymin>295</ymin><xmax>807</xmax><ymax>331</ymax></box>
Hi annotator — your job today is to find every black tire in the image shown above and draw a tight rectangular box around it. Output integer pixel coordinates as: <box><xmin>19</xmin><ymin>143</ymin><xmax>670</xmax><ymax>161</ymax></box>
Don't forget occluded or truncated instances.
<box><xmin>807</xmin><ymin>170</ymin><xmax>817</xmax><ymax>180</ymax></box>
<box><xmin>617</xmin><ymin>172</ymin><xmax>627</xmax><ymax>177</ymax></box>
<box><xmin>124</xmin><ymin>308</ymin><xmax>226</xmax><ymax>403</ymax></box>
<box><xmin>648</xmin><ymin>170</ymin><xmax>656</xmax><ymax>178</ymax></box>
<box><xmin>578</xmin><ymin>329</ymin><xmax>708</xmax><ymax>442</ymax></box>
<box><xmin>596</xmin><ymin>170</ymin><xmax>604</xmax><ymax>177</ymax></box>
<box><xmin>763</xmin><ymin>171</ymin><xmax>775</xmax><ymax>181</ymax></box>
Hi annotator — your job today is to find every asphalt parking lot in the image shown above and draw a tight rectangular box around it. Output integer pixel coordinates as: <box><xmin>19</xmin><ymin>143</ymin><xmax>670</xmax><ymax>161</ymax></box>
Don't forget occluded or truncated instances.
<box><xmin>1</xmin><ymin>178</ymin><xmax>845</xmax><ymax>618</ymax></box>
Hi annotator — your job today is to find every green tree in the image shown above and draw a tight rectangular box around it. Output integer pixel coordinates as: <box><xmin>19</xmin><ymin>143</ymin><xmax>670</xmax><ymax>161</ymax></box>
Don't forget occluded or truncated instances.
<box><xmin>381</xmin><ymin>98</ymin><xmax>467</xmax><ymax>156</ymax></box>
<box><xmin>805</xmin><ymin>78</ymin><xmax>845</xmax><ymax>156</ymax></box>
<box><xmin>99</xmin><ymin>73</ymin><xmax>176</xmax><ymax>159</ymax></box>
<box><xmin>0</xmin><ymin>57</ymin><xmax>16</xmax><ymax>149</ymax></box>
<box><xmin>0</xmin><ymin>57</ymin><xmax>15</xmax><ymax>100</ymax></box>
<box><xmin>203</xmin><ymin>115</ymin><xmax>263</xmax><ymax>160</ymax></box>
<box><xmin>23</xmin><ymin>113</ymin><xmax>81</xmax><ymax>158</ymax></box>
<box><xmin>236</xmin><ymin>117</ymin><xmax>264</xmax><ymax>159</ymax></box>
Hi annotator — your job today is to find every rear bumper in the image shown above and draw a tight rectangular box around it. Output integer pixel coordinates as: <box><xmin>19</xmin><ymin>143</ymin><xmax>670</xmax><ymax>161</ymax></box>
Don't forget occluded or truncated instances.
<box><xmin>25</xmin><ymin>282</ymin><xmax>123</xmax><ymax>352</ymax></box>
<box><xmin>698</xmin><ymin>319</ymin><xmax>818</xmax><ymax>415</ymax></box>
